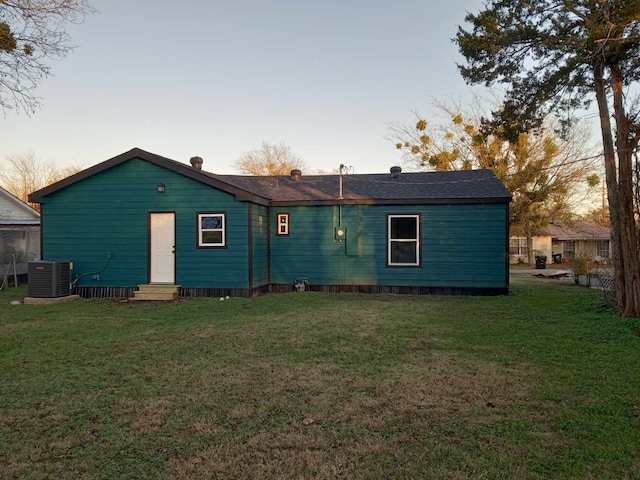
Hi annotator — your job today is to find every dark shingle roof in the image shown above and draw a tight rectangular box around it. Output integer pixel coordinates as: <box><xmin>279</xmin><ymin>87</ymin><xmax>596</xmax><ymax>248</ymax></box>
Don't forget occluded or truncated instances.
<box><xmin>209</xmin><ymin>168</ymin><xmax>511</xmax><ymax>205</ymax></box>
<box><xmin>29</xmin><ymin>148</ymin><xmax>511</xmax><ymax>206</ymax></box>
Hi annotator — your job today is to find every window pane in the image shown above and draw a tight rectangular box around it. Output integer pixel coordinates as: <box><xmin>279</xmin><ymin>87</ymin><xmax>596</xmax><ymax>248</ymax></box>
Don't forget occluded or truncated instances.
<box><xmin>563</xmin><ymin>241</ymin><xmax>575</xmax><ymax>258</ymax></box>
<box><xmin>391</xmin><ymin>241</ymin><xmax>417</xmax><ymax>264</ymax></box>
<box><xmin>391</xmin><ymin>217</ymin><xmax>417</xmax><ymax>239</ymax></box>
<box><xmin>509</xmin><ymin>238</ymin><xmax>519</xmax><ymax>254</ymax></box>
<box><xmin>509</xmin><ymin>237</ymin><xmax>527</xmax><ymax>255</ymax></box>
<box><xmin>597</xmin><ymin>241</ymin><xmax>609</xmax><ymax>258</ymax></box>
<box><xmin>201</xmin><ymin>216</ymin><xmax>222</xmax><ymax>229</ymax></box>
<box><xmin>202</xmin><ymin>231</ymin><xmax>222</xmax><ymax>244</ymax></box>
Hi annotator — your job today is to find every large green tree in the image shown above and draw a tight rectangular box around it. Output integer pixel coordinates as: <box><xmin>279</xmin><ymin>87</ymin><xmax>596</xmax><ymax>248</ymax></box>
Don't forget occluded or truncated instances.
<box><xmin>0</xmin><ymin>0</ymin><xmax>95</xmax><ymax>114</ymax></box>
<box><xmin>455</xmin><ymin>1</ymin><xmax>640</xmax><ymax>316</ymax></box>
<box><xmin>390</xmin><ymin>105</ymin><xmax>598</xmax><ymax>262</ymax></box>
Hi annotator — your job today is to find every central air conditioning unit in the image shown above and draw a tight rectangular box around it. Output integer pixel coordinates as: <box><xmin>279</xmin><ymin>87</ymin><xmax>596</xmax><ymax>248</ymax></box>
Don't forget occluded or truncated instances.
<box><xmin>28</xmin><ymin>261</ymin><xmax>71</xmax><ymax>298</ymax></box>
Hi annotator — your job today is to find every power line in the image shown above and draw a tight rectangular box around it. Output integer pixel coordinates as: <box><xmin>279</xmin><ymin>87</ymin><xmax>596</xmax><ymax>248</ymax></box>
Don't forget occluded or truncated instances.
<box><xmin>340</xmin><ymin>153</ymin><xmax>601</xmax><ymax>186</ymax></box>
<box><xmin>371</xmin><ymin>146</ymin><xmax>637</xmax><ymax>185</ymax></box>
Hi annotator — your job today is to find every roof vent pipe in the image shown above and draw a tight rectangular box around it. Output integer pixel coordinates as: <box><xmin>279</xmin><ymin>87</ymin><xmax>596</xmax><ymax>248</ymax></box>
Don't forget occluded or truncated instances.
<box><xmin>291</xmin><ymin>169</ymin><xmax>302</xmax><ymax>181</ymax></box>
<box><xmin>390</xmin><ymin>166</ymin><xmax>402</xmax><ymax>179</ymax></box>
<box><xmin>190</xmin><ymin>156</ymin><xmax>203</xmax><ymax>170</ymax></box>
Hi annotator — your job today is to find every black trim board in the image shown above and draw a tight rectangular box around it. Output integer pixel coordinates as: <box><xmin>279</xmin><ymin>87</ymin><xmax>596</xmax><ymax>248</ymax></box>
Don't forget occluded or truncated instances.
<box><xmin>74</xmin><ymin>283</ymin><xmax>509</xmax><ymax>298</ymax></box>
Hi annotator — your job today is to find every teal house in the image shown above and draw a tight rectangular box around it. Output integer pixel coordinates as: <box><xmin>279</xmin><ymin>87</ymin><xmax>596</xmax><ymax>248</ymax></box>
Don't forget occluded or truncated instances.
<box><xmin>29</xmin><ymin>148</ymin><xmax>512</xmax><ymax>298</ymax></box>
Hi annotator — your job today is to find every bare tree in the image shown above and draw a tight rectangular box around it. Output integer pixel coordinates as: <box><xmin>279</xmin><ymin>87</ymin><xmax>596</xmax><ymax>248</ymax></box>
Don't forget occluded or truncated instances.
<box><xmin>0</xmin><ymin>151</ymin><xmax>82</xmax><ymax>208</ymax></box>
<box><xmin>0</xmin><ymin>0</ymin><xmax>96</xmax><ymax>114</ymax></box>
<box><xmin>234</xmin><ymin>142</ymin><xmax>306</xmax><ymax>176</ymax></box>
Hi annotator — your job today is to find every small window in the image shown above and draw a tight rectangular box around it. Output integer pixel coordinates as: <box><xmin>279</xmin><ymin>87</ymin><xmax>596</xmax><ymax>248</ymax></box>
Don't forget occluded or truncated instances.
<box><xmin>388</xmin><ymin>214</ymin><xmax>420</xmax><ymax>266</ymax></box>
<box><xmin>276</xmin><ymin>213</ymin><xmax>290</xmax><ymax>236</ymax></box>
<box><xmin>509</xmin><ymin>237</ymin><xmax>527</xmax><ymax>256</ymax></box>
<box><xmin>563</xmin><ymin>241</ymin><xmax>576</xmax><ymax>259</ymax></box>
<box><xmin>597</xmin><ymin>240</ymin><xmax>610</xmax><ymax>258</ymax></box>
<box><xmin>197</xmin><ymin>212</ymin><xmax>226</xmax><ymax>247</ymax></box>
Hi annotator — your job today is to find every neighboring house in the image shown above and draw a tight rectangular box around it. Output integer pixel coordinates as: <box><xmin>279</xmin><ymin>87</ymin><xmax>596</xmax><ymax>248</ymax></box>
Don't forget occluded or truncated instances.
<box><xmin>28</xmin><ymin>148</ymin><xmax>512</xmax><ymax>298</ymax></box>
<box><xmin>509</xmin><ymin>220</ymin><xmax>611</xmax><ymax>264</ymax></box>
<box><xmin>0</xmin><ymin>186</ymin><xmax>41</xmax><ymax>276</ymax></box>
<box><xmin>544</xmin><ymin>220</ymin><xmax>612</xmax><ymax>262</ymax></box>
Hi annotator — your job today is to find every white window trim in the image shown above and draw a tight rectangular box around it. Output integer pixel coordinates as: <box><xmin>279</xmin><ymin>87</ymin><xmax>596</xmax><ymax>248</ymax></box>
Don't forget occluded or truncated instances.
<box><xmin>387</xmin><ymin>214</ymin><xmax>420</xmax><ymax>267</ymax></box>
<box><xmin>596</xmin><ymin>240</ymin><xmax>610</xmax><ymax>258</ymax></box>
<box><xmin>563</xmin><ymin>240</ymin><xmax>576</xmax><ymax>258</ymax></box>
<box><xmin>509</xmin><ymin>237</ymin><xmax>528</xmax><ymax>256</ymax></box>
<box><xmin>198</xmin><ymin>212</ymin><xmax>226</xmax><ymax>247</ymax></box>
<box><xmin>276</xmin><ymin>213</ymin><xmax>290</xmax><ymax>236</ymax></box>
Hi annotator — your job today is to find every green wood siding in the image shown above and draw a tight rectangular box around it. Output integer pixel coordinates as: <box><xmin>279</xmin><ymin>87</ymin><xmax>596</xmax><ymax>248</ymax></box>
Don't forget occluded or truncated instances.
<box><xmin>270</xmin><ymin>203</ymin><xmax>508</xmax><ymax>288</ymax></box>
<box><xmin>250</xmin><ymin>204</ymin><xmax>269</xmax><ymax>288</ymax></box>
<box><xmin>38</xmin><ymin>157</ymin><xmax>508</xmax><ymax>293</ymax></box>
<box><xmin>40</xmin><ymin>158</ymin><xmax>250</xmax><ymax>288</ymax></box>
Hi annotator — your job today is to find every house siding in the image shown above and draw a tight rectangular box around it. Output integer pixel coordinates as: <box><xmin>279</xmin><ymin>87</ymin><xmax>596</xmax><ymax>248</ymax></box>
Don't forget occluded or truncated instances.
<box><xmin>39</xmin><ymin>158</ymin><xmax>250</xmax><ymax>289</ymax></box>
<box><xmin>0</xmin><ymin>200</ymin><xmax>32</xmax><ymax>222</ymax></box>
<box><xmin>270</xmin><ymin>203</ymin><xmax>508</xmax><ymax>289</ymax></box>
<box><xmin>250</xmin><ymin>203</ymin><xmax>269</xmax><ymax>288</ymax></box>
<box><xmin>0</xmin><ymin>189</ymin><xmax>40</xmax><ymax>223</ymax></box>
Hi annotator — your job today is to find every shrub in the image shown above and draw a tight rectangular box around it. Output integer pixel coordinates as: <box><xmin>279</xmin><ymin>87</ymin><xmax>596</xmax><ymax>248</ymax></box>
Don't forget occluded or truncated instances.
<box><xmin>568</xmin><ymin>252</ymin><xmax>595</xmax><ymax>276</ymax></box>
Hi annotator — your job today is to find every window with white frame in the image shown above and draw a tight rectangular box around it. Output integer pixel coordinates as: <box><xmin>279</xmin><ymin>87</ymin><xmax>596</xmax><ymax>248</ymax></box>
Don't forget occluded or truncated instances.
<box><xmin>509</xmin><ymin>237</ymin><xmax>527</xmax><ymax>256</ymax></box>
<box><xmin>197</xmin><ymin>212</ymin><xmax>226</xmax><ymax>247</ymax></box>
<box><xmin>276</xmin><ymin>213</ymin><xmax>290</xmax><ymax>236</ymax></box>
<box><xmin>388</xmin><ymin>214</ymin><xmax>420</xmax><ymax>266</ymax></box>
<box><xmin>597</xmin><ymin>240</ymin><xmax>610</xmax><ymax>258</ymax></box>
<box><xmin>563</xmin><ymin>241</ymin><xmax>576</xmax><ymax>259</ymax></box>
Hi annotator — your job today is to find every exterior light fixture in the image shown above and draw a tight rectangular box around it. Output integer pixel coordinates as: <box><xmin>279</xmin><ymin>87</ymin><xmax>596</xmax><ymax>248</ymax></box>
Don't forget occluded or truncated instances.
<box><xmin>157</xmin><ymin>183</ymin><xmax>166</xmax><ymax>193</ymax></box>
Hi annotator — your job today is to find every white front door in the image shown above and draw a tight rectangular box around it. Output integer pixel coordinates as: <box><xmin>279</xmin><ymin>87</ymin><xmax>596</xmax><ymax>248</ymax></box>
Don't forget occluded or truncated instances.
<box><xmin>150</xmin><ymin>212</ymin><xmax>175</xmax><ymax>284</ymax></box>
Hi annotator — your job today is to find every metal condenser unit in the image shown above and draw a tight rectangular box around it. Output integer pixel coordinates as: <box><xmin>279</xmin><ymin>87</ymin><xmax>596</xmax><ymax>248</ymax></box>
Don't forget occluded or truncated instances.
<box><xmin>28</xmin><ymin>261</ymin><xmax>71</xmax><ymax>298</ymax></box>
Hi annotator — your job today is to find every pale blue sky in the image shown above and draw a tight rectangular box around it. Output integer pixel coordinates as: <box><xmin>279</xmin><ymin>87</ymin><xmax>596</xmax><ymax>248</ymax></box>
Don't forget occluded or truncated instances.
<box><xmin>3</xmin><ymin>0</ymin><xmax>486</xmax><ymax>174</ymax></box>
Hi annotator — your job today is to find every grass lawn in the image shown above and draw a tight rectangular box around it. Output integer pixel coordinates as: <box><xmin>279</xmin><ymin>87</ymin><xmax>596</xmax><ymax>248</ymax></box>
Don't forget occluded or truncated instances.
<box><xmin>1</xmin><ymin>277</ymin><xmax>639</xmax><ymax>479</ymax></box>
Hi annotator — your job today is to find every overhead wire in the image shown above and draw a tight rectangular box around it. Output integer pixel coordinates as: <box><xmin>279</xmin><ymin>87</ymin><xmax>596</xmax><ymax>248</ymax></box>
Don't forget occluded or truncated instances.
<box><xmin>339</xmin><ymin>154</ymin><xmax>598</xmax><ymax>186</ymax></box>
<box><xmin>339</xmin><ymin>145</ymin><xmax>638</xmax><ymax>186</ymax></box>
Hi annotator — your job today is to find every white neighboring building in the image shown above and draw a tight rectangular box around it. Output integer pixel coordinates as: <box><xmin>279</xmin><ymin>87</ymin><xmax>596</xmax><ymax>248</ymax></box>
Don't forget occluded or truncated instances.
<box><xmin>510</xmin><ymin>220</ymin><xmax>611</xmax><ymax>264</ymax></box>
<box><xmin>0</xmin><ymin>186</ymin><xmax>40</xmax><ymax>275</ymax></box>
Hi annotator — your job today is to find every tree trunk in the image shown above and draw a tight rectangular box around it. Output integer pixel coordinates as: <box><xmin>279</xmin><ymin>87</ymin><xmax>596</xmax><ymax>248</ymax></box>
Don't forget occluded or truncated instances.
<box><xmin>610</xmin><ymin>64</ymin><xmax>640</xmax><ymax>317</ymax></box>
<box><xmin>594</xmin><ymin>62</ymin><xmax>640</xmax><ymax>317</ymax></box>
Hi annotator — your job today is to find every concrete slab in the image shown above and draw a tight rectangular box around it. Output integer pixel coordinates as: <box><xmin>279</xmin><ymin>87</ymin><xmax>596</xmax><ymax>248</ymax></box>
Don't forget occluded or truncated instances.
<box><xmin>23</xmin><ymin>295</ymin><xmax>80</xmax><ymax>305</ymax></box>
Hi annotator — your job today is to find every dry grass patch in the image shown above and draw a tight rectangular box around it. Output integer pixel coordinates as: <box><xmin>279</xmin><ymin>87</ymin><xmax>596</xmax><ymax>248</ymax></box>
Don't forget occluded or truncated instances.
<box><xmin>385</xmin><ymin>355</ymin><xmax>534</xmax><ymax>418</ymax></box>
<box><xmin>166</xmin><ymin>355</ymin><xmax>544</xmax><ymax>478</ymax></box>
<box><xmin>116</xmin><ymin>397</ymin><xmax>172</xmax><ymax>434</ymax></box>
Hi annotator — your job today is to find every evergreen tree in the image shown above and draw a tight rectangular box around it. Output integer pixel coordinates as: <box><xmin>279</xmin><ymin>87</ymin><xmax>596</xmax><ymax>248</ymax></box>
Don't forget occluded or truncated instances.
<box><xmin>455</xmin><ymin>1</ymin><xmax>640</xmax><ymax>316</ymax></box>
